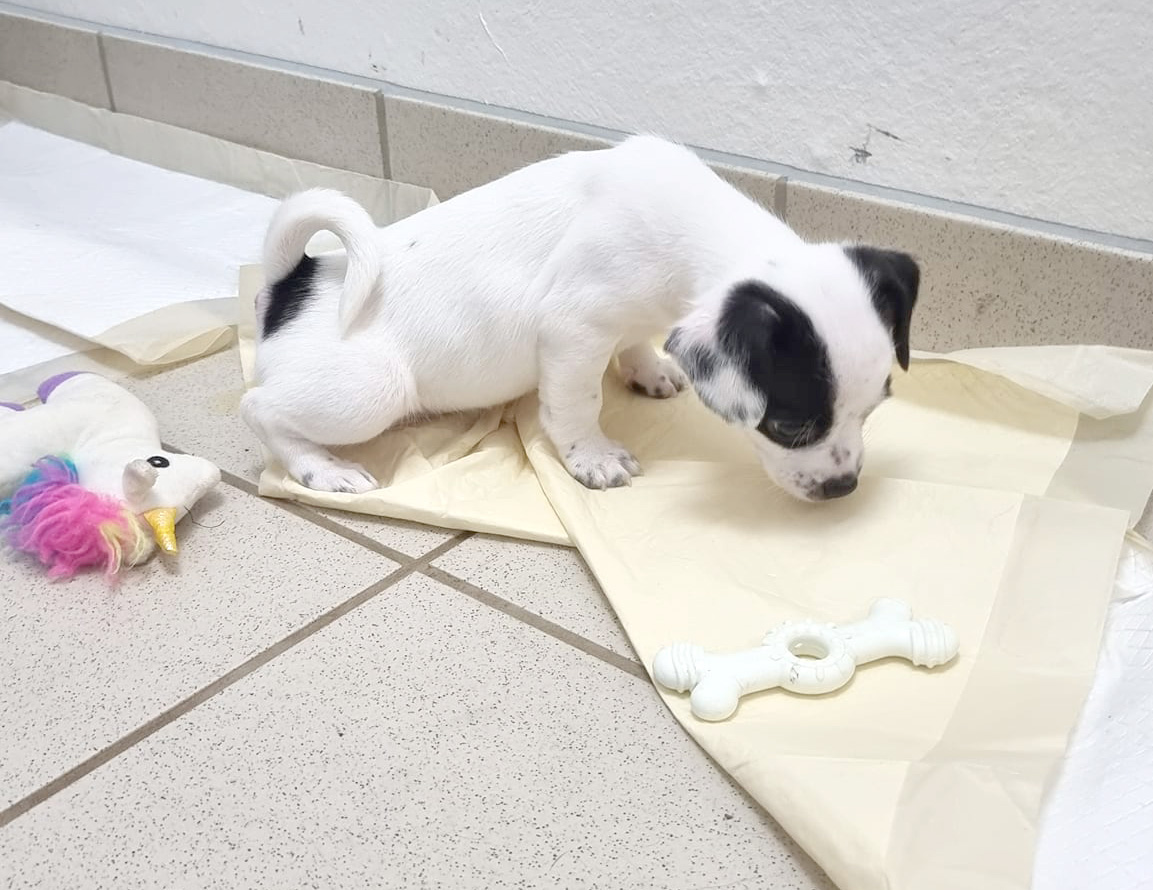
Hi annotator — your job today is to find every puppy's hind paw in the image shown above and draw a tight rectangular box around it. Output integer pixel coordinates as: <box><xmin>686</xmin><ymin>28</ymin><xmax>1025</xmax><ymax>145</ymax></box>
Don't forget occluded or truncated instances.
<box><xmin>563</xmin><ymin>439</ymin><xmax>642</xmax><ymax>490</ymax></box>
<box><xmin>296</xmin><ymin>459</ymin><xmax>378</xmax><ymax>494</ymax></box>
<box><xmin>622</xmin><ymin>355</ymin><xmax>689</xmax><ymax>400</ymax></box>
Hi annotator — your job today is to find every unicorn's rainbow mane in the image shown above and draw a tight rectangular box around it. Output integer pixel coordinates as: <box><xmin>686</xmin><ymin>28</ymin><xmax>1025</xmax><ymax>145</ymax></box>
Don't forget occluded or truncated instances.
<box><xmin>0</xmin><ymin>455</ymin><xmax>152</xmax><ymax>581</ymax></box>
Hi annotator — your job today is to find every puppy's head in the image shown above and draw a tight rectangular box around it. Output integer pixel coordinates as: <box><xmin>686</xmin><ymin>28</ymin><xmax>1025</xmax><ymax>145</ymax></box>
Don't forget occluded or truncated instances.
<box><xmin>666</xmin><ymin>244</ymin><xmax>919</xmax><ymax>501</ymax></box>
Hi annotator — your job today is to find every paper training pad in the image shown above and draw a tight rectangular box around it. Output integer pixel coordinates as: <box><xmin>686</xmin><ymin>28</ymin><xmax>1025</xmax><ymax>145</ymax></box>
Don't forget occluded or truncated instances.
<box><xmin>0</xmin><ymin>121</ymin><xmax>276</xmax><ymax>374</ymax></box>
<box><xmin>238</xmin><ymin>267</ymin><xmax>1153</xmax><ymax>889</ymax></box>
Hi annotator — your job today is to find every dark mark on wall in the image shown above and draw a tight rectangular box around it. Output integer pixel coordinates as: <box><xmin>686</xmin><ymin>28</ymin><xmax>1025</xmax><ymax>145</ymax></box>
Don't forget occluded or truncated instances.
<box><xmin>850</xmin><ymin>123</ymin><xmax>902</xmax><ymax>164</ymax></box>
<box><xmin>869</xmin><ymin>124</ymin><xmax>902</xmax><ymax>142</ymax></box>
<box><xmin>297</xmin><ymin>17</ymin><xmax>304</xmax><ymax>35</ymax></box>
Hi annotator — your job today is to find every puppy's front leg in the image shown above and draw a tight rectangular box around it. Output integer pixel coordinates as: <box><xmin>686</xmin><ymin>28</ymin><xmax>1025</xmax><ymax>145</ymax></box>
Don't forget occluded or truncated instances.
<box><xmin>539</xmin><ymin>341</ymin><xmax>642</xmax><ymax>490</ymax></box>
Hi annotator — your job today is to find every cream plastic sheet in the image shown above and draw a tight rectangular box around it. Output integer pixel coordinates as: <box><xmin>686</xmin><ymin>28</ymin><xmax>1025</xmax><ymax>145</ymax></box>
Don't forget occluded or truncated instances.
<box><xmin>1035</xmin><ymin>533</ymin><xmax>1153</xmax><ymax>890</ymax></box>
<box><xmin>0</xmin><ymin>83</ymin><xmax>437</xmax><ymax>403</ymax></box>
<box><xmin>238</xmin><ymin>265</ymin><xmax>1153</xmax><ymax>889</ymax></box>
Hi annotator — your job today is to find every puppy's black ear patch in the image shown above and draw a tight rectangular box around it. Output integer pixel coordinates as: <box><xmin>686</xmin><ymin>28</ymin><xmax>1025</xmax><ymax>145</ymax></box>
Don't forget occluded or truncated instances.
<box><xmin>720</xmin><ymin>282</ymin><xmax>835</xmax><ymax>444</ymax></box>
<box><xmin>846</xmin><ymin>246</ymin><xmax>920</xmax><ymax>371</ymax></box>
<box><xmin>666</xmin><ymin>283</ymin><xmax>836</xmax><ymax>435</ymax></box>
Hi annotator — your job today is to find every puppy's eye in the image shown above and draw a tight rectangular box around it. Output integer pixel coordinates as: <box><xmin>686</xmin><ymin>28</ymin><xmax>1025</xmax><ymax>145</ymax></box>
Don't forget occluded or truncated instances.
<box><xmin>762</xmin><ymin>418</ymin><xmax>810</xmax><ymax>444</ymax></box>
<box><xmin>766</xmin><ymin>419</ymin><xmax>807</xmax><ymax>438</ymax></box>
<box><xmin>147</xmin><ymin>455</ymin><xmax>170</xmax><ymax>468</ymax></box>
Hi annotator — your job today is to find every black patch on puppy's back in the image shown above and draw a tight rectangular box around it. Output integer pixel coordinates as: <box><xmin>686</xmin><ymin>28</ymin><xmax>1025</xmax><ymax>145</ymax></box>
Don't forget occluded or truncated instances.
<box><xmin>717</xmin><ymin>281</ymin><xmax>835</xmax><ymax>447</ymax></box>
<box><xmin>262</xmin><ymin>255</ymin><xmax>317</xmax><ymax>338</ymax></box>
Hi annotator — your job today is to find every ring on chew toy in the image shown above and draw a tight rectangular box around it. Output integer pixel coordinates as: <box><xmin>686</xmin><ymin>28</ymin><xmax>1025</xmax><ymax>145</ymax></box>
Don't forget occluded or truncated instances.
<box><xmin>0</xmin><ymin>372</ymin><xmax>221</xmax><ymax>581</ymax></box>
<box><xmin>652</xmin><ymin>598</ymin><xmax>959</xmax><ymax>721</ymax></box>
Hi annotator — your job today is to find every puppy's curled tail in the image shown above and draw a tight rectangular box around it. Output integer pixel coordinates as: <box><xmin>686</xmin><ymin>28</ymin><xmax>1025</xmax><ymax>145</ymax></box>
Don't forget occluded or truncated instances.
<box><xmin>262</xmin><ymin>188</ymin><xmax>381</xmax><ymax>335</ymax></box>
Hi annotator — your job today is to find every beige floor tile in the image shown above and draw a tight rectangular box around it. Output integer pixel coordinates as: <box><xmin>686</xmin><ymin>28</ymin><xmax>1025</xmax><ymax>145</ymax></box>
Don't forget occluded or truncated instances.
<box><xmin>0</xmin><ymin>483</ymin><xmax>396</xmax><ymax>810</ymax></box>
<box><xmin>125</xmin><ymin>349</ymin><xmax>455</xmax><ymax>557</ymax></box>
<box><xmin>434</xmin><ymin>534</ymin><xmax>635</xmax><ymax>661</ymax></box>
<box><xmin>0</xmin><ymin>572</ymin><xmax>830</xmax><ymax>890</ymax></box>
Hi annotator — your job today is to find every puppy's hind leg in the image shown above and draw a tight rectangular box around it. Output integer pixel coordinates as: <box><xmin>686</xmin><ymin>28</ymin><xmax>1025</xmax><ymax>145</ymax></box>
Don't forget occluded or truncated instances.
<box><xmin>240</xmin><ymin>387</ymin><xmax>380</xmax><ymax>494</ymax></box>
<box><xmin>538</xmin><ymin>332</ymin><xmax>642</xmax><ymax>490</ymax></box>
<box><xmin>616</xmin><ymin>341</ymin><xmax>688</xmax><ymax>399</ymax></box>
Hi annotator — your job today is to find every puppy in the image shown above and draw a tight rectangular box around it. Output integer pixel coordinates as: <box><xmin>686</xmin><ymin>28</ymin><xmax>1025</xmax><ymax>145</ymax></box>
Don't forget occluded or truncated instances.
<box><xmin>242</xmin><ymin>135</ymin><xmax>918</xmax><ymax>501</ymax></box>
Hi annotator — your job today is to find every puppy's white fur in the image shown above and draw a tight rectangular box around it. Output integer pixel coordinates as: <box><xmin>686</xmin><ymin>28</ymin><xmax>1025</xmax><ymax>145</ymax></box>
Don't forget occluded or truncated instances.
<box><xmin>243</xmin><ymin>135</ymin><xmax>897</xmax><ymax>498</ymax></box>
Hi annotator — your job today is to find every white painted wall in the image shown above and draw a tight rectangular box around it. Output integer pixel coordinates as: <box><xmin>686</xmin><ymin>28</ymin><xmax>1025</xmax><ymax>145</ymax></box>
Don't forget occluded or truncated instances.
<box><xmin>22</xmin><ymin>0</ymin><xmax>1153</xmax><ymax>240</ymax></box>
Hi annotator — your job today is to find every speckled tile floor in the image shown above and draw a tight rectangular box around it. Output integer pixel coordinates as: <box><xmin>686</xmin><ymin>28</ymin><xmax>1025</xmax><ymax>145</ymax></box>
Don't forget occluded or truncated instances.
<box><xmin>0</xmin><ymin>349</ymin><xmax>835</xmax><ymax>889</ymax></box>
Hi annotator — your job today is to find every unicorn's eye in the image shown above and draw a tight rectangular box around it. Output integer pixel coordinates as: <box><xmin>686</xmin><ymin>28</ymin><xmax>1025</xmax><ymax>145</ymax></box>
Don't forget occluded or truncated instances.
<box><xmin>147</xmin><ymin>455</ymin><xmax>170</xmax><ymax>468</ymax></box>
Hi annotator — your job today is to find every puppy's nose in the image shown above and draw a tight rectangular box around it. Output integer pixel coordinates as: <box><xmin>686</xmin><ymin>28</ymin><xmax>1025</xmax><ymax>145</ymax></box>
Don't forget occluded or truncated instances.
<box><xmin>817</xmin><ymin>473</ymin><xmax>859</xmax><ymax>500</ymax></box>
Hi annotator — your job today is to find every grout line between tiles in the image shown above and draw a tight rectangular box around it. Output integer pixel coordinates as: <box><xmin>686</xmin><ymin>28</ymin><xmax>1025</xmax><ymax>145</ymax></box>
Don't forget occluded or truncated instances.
<box><xmin>184</xmin><ymin>453</ymin><xmax>647</xmax><ymax>677</ymax></box>
<box><xmin>214</xmin><ymin>462</ymin><xmax>646</xmax><ymax>681</ymax></box>
<box><xmin>774</xmin><ymin>176</ymin><xmax>789</xmax><ymax>220</ymax></box>
<box><xmin>272</xmin><ymin>498</ymin><xmax>414</xmax><ymax>563</ymax></box>
<box><xmin>422</xmin><ymin>563</ymin><xmax>648</xmax><ymax>680</ymax></box>
<box><xmin>210</xmin><ymin>458</ymin><xmax>650</xmax><ymax>682</ymax></box>
<box><xmin>95</xmin><ymin>32</ymin><xmax>116</xmax><ymax>113</ymax></box>
<box><xmin>215</xmin><ymin>466</ymin><xmax>409</xmax><ymax>561</ymax></box>
<box><xmin>210</xmin><ymin>461</ymin><xmax>646</xmax><ymax>679</ymax></box>
<box><xmin>0</xmin><ymin>534</ymin><xmax>464</xmax><ymax>830</ymax></box>
<box><xmin>374</xmin><ymin>89</ymin><xmax>391</xmax><ymax>180</ymax></box>
<box><xmin>207</xmin><ymin>464</ymin><xmax>462</xmax><ymax>566</ymax></box>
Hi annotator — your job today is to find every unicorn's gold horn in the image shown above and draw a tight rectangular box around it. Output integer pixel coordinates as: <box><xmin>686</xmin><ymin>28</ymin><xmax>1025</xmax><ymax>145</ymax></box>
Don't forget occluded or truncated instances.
<box><xmin>142</xmin><ymin>507</ymin><xmax>179</xmax><ymax>554</ymax></box>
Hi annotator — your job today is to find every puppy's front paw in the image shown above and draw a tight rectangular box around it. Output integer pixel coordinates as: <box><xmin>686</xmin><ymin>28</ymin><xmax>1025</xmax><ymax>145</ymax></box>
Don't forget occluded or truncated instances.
<box><xmin>563</xmin><ymin>439</ymin><xmax>642</xmax><ymax>490</ymax></box>
<box><xmin>296</xmin><ymin>458</ymin><xmax>378</xmax><ymax>494</ymax></box>
<box><xmin>622</xmin><ymin>355</ymin><xmax>688</xmax><ymax>399</ymax></box>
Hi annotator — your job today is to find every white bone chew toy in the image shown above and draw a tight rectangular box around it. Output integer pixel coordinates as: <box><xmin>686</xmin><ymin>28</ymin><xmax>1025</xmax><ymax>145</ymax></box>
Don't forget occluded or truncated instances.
<box><xmin>652</xmin><ymin>598</ymin><xmax>959</xmax><ymax>721</ymax></box>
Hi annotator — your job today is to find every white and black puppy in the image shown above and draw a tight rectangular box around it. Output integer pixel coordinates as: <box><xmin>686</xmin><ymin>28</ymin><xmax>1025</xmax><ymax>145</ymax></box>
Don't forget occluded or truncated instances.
<box><xmin>242</xmin><ymin>135</ymin><xmax>918</xmax><ymax>501</ymax></box>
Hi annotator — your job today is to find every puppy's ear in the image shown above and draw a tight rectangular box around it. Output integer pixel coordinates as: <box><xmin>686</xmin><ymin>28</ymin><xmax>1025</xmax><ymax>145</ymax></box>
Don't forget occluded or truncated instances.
<box><xmin>845</xmin><ymin>246</ymin><xmax>920</xmax><ymax>371</ymax></box>
<box><xmin>665</xmin><ymin>308</ymin><xmax>766</xmax><ymax>426</ymax></box>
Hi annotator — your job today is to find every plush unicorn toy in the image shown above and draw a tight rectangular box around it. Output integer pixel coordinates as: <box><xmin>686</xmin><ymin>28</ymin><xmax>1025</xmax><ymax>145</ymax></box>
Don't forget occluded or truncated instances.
<box><xmin>0</xmin><ymin>372</ymin><xmax>221</xmax><ymax>580</ymax></box>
